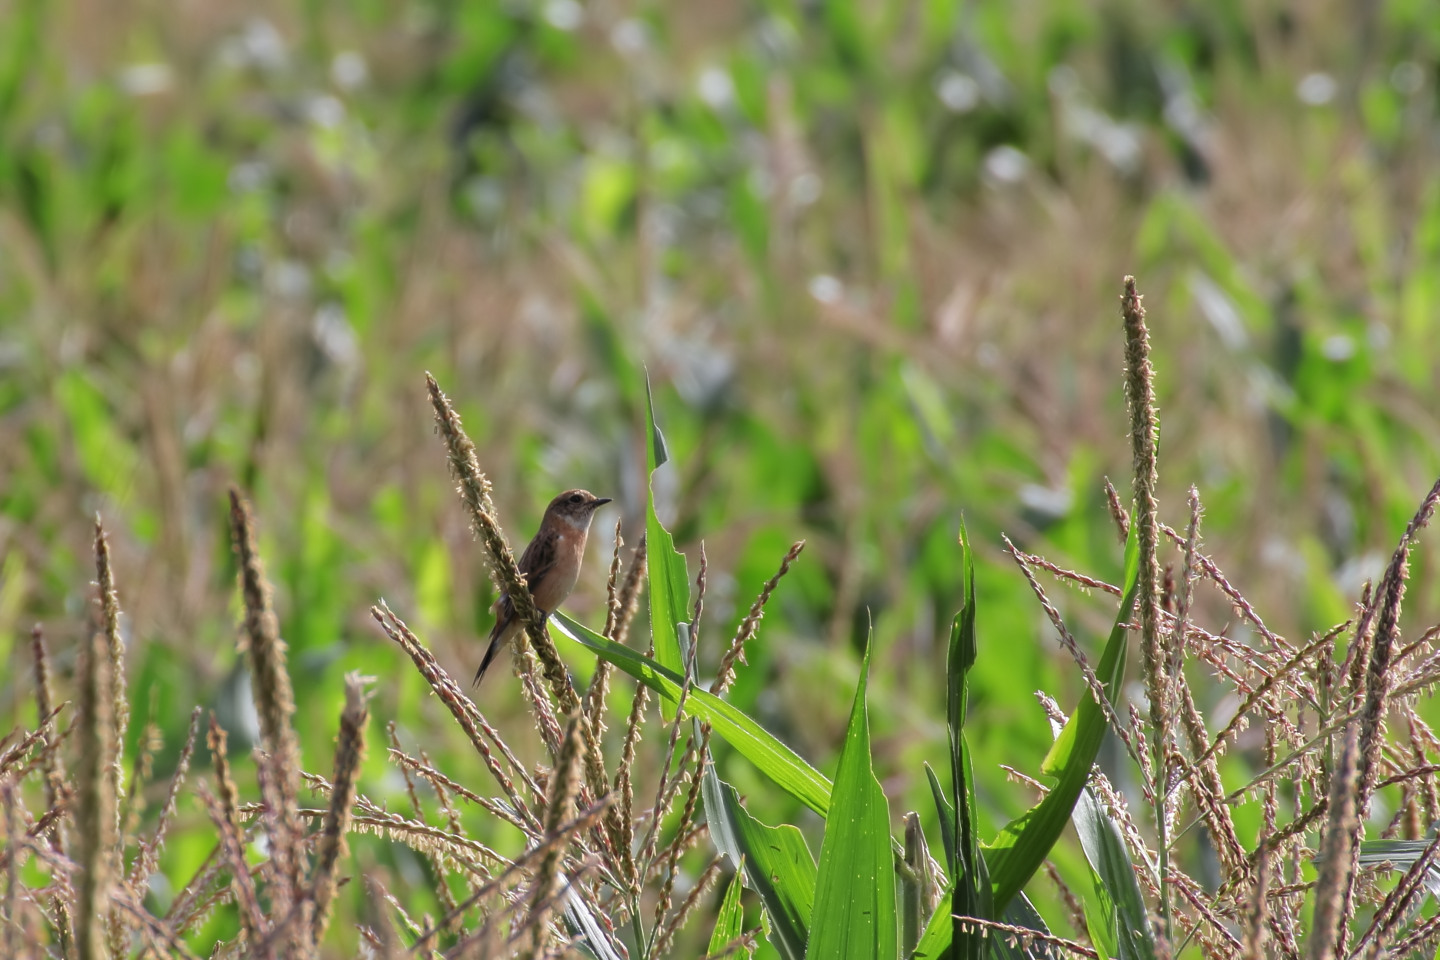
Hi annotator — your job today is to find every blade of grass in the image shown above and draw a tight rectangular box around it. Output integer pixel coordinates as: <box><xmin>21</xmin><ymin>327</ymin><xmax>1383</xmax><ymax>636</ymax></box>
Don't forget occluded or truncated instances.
<box><xmin>925</xmin><ymin>763</ymin><xmax>956</xmax><ymax>872</ymax></box>
<box><xmin>1074</xmin><ymin>786</ymin><xmax>1158</xmax><ymax>960</ymax></box>
<box><xmin>804</xmin><ymin>628</ymin><xmax>897</xmax><ymax>960</ymax></box>
<box><xmin>950</xmin><ymin>518</ymin><xmax>991</xmax><ymax>960</ymax></box>
<box><xmin>703</xmin><ymin>772</ymin><xmax>815</xmax><ymax>960</ymax></box>
<box><xmin>708</xmin><ymin>865</ymin><xmax>750</xmax><ymax>959</ymax></box>
<box><xmin>644</xmin><ymin>374</ymin><xmax>691</xmax><ymax>682</ymax></box>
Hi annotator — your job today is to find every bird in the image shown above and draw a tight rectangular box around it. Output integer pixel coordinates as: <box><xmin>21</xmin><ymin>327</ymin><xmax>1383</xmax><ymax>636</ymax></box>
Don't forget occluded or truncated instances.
<box><xmin>473</xmin><ymin>488</ymin><xmax>613</xmax><ymax>686</ymax></box>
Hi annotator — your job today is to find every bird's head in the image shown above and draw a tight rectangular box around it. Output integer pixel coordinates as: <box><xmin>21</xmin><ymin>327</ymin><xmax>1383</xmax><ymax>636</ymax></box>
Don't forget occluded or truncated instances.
<box><xmin>544</xmin><ymin>489</ymin><xmax>613</xmax><ymax>530</ymax></box>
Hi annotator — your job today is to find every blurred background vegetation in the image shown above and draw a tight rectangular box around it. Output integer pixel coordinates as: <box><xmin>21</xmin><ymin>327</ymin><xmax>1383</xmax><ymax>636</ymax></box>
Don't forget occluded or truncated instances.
<box><xmin>3</xmin><ymin>0</ymin><xmax>1440</xmax><ymax>952</ymax></box>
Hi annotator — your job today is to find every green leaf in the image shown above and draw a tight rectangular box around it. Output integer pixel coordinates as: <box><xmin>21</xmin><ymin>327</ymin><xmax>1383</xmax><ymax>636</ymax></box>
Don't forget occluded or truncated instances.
<box><xmin>708</xmin><ymin>864</ymin><xmax>752</xmax><ymax>959</ymax></box>
<box><xmin>704</xmin><ymin>773</ymin><xmax>815</xmax><ymax>960</ymax></box>
<box><xmin>984</xmin><ymin>522</ymin><xmax>1141</xmax><ymax>911</ymax></box>
<box><xmin>553</xmin><ymin>612</ymin><xmax>832</xmax><ymax>817</ymax></box>
<box><xmin>949</xmin><ymin>517</ymin><xmax>991</xmax><ymax>960</ymax></box>
<box><xmin>1074</xmin><ymin>787</ymin><xmax>1157</xmax><ymax>960</ymax></box>
<box><xmin>912</xmin><ymin>885</ymin><xmax>953</xmax><ymax>958</ymax></box>
<box><xmin>912</xmin><ymin>886</ymin><xmax>1058</xmax><ymax>959</ymax></box>
<box><xmin>924</xmin><ymin>763</ymin><xmax>956</xmax><ymax>868</ymax></box>
<box><xmin>643</xmin><ymin>375</ymin><xmax>691</xmax><ymax>679</ymax></box>
<box><xmin>991</xmin><ymin>894</ymin><xmax>1061</xmax><ymax>960</ymax></box>
<box><xmin>804</xmin><ymin>631</ymin><xmax>897</xmax><ymax>960</ymax></box>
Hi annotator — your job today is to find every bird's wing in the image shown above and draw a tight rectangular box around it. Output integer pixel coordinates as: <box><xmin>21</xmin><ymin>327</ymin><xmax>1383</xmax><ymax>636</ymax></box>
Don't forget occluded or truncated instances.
<box><xmin>493</xmin><ymin>531</ymin><xmax>559</xmax><ymax>610</ymax></box>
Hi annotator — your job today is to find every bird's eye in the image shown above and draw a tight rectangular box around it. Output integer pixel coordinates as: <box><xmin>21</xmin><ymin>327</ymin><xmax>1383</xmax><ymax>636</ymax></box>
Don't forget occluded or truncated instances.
<box><xmin>569</xmin><ymin>494</ymin><xmax>584</xmax><ymax>504</ymax></box>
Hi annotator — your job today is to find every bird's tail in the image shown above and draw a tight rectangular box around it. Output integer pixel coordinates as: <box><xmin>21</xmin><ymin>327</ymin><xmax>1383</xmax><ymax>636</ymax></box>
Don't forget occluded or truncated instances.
<box><xmin>473</xmin><ymin>612</ymin><xmax>509</xmax><ymax>687</ymax></box>
<box><xmin>472</xmin><ymin>632</ymin><xmax>502</xmax><ymax>687</ymax></box>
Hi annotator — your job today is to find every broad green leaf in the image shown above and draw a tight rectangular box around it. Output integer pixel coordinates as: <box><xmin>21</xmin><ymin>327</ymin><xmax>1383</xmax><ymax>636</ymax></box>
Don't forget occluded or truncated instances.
<box><xmin>643</xmin><ymin>375</ymin><xmax>692</xmax><ymax>679</ymax></box>
<box><xmin>553</xmin><ymin>613</ymin><xmax>832</xmax><ymax>817</ymax></box>
<box><xmin>949</xmin><ymin>517</ymin><xmax>991</xmax><ymax>960</ymax></box>
<box><xmin>704</xmin><ymin>773</ymin><xmax>815</xmax><ymax>960</ymax></box>
<box><xmin>708</xmin><ymin>864</ymin><xmax>751</xmax><ymax>959</ymax></box>
<box><xmin>805</xmin><ymin>631</ymin><xmax>897</xmax><ymax>960</ymax></box>
<box><xmin>1074</xmin><ymin>787</ymin><xmax>1157</xmax><ymax>960</ymax></box>
<box><xmin>984</xmin><ymin>523</ymin><xmax>1141</xmax><ymax>911</ymax></box>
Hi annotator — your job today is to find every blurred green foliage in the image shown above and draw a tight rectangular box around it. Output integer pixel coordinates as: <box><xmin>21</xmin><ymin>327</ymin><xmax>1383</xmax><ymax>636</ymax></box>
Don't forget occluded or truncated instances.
<box><xmin>2</xmin><ymin>0</ymin><xmax>1440</xmax><ymax>954</ymax></box>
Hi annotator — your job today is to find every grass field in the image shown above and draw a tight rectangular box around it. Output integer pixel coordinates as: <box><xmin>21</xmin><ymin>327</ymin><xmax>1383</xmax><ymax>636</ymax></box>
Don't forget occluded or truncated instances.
<box><xmin>3</xmin><ymin>1</ymin><xmax>1440</xmax><ymax>957</ymax></box>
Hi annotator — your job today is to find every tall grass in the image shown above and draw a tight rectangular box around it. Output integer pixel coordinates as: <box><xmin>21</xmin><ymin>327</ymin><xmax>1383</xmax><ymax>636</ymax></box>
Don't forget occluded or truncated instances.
<box><xmin>3</xmin><ymin>278</ymin><xmax>1440</xmax><ymax>958</ymax></box>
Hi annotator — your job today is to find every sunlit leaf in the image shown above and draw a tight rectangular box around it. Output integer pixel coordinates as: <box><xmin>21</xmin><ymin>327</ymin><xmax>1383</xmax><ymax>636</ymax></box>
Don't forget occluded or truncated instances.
<box><xmin>704</xmin><ymin>774</ymin><xmax>814</xmax><ymax>960</ymax></box>
<box><xmin>805</xmin><ymin>630</ymin><xmax>897</xmax><ymax>960</ymax></box>
<box><xmin>553</xmin><ymin>613</ymin><xmax>831</xmax><ymax>817</ymax></box>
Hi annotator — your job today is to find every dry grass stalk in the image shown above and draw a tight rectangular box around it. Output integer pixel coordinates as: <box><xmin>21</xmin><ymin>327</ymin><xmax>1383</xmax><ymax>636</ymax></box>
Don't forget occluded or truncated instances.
<box><xmin>74</xmin><ymin>620</ymin><xmax>116</xmax><ymax>960</ymax></box>
<box><xmin>92</xmin><ymin>518</ymin><xmax>129</xmax><ymax>821</ymax></box>
<box><xmin>585</xmin><ymin>520</ymin><xmax>628</xmax><ymax>744</ymax></box>
<box><xmin>110</xmin><ymin>890</ymin><xmax>205</xmax><ymax>960</ymax></box>
<box><xmin>1158</xmin><ymin>520</ymin><xmax>1292</xmax><ymax>657</ymax></box>
<box><xmin>1102</xmin><ymin>475</ymin><xmax>1131</xmax><ymax>543</ymax></box>
<box><xmin>1336</xmin><ymin>476</ymin><xmax>1440</xmax><ymax>946</ymax></box>
<box><xmin>1168</xmin><ymin>488</ymin><xmax>1202</xmax><ymax>766</ymax></box>
<box><xmin>408</xmin><ymin>795</ymin><xmax>614</xmax><ymax>955</ymax></box>
<box><xmin>954</xmin><ymin>916</ymin><xmax>1099</xmax><ymax>958</ymax></box>
<box><xmin>387</xmin><ymin>748</ymin><xmax>490</xmax><ymax>811</ymax></box>
<box><xmin>3</xmin><ymin>780</ymin><xmax>21</xmax><ymax>960</ymax></box>
<box><xmin>524</xmin><ymin>712</ymin><xmax>586</xmax><ymax>953</ymax></box>
<box><xmin>642</xmin><ymin>553</ymin><xmax>717</xmax><ymax>949</ymax></box>
<box><xmin>126</xmin><ymin>706</ymin><xmax>202</xmax><ymax>894</ymax></box>
<box><xmin>311</xmin><ymin>673</ymin><xmax>372</xmax><ymax>944</ymax></box>
<box><xmin>639</xmin><ymin>617</ymin><xmax>704</xmax><ymax>886</ymax></box>
<box><xmin>611</xmin><ymin>534</ymin><xmax>648</xmax><ymax>647</ymax></box>
<box><xmin>714</xmin><ymin>540</ymin><xmax>804</xmax><ymax>696</ymax></box>
<box><xmin>121</xmin><ymin>713</ymin><xmax>160</xmax><ymax>848</ymax></box>
<box><xmin>203</xmin><ymin>717</ymin><xmax>265</xmax><ymax>949</ymax></box>
<box><xmin>1005</xmin><ymin>535</ymin><xmax>1138</xmax><ymax>769</ymax></box>
<box><xmin>1043</xmin><ymin>861</ymin><xmax>1089</xmax><ymax>946</ymax></box>
<box><xmin>1309</xmin><ymin>723</ymin><xmax>1360</xmax><ymax>960</ymax></box>
<box><xmin>1173</xmin><ymin>629</ymin><xmax>1337</xmax><ymax>789</ymax></box>
<box><xmin>1173</xmin><ymin>677</ymin><xmax>1249</xmax><ymax>876</ymax></box>
<box><xmin>575</xmin><ymin>529</ymin><xmax>632</xmax><ymax>840</ymax></box>
<box><xmin>228</xmin><ymin>488</ymin><xmax>305</xmax><ymax>929</ymax></box>
<box><xmin>424</xmin><ymin>373</ymin><xmax>580</xmax><ymax>727</ymax></box>
<box><xmin>30</xmin><ymin>623</ymin><xmax>68</xmax><ymax>813</ymax></box>
<box><xmin>1121</xmin><ymin>275</ymin><xmax>1174</xmax><ymax>948</ymax></box>
<box><xmin>386</xmin><ymin>727</ymin><xmax>463</xmax><ymax>929</ymax></box>
<box><xmin>651</xmin><ymin>852</ymin><xmax>725</xmax><ymax>958</ymax></box>
<box><xmin>611</xmin><ymin>637</ymin><xmax>655</xmax><ymax>894</ymax></box>
<box><xmin>29</xmin><ymin>621</ymin><xmax>72</xmax><ymax>953</ymax></box>
<box><xmin>372</xmin><ymin>603</ymin><xmax>545</xmax><ymax>835</ymax></box>
<box><xmin>701</xmin><ymin>932</ymin><xmax>761</xmax><ymax>960</ymax></box>
<box><xmin>1241</xmin><ymin>833</ymin><xmax>1271</xmax><ymax>960</ymax></box>
<box><xmin>244</xmin><ymin>796</ymin><xmax>507</xmax><ymax>872</ymax></box>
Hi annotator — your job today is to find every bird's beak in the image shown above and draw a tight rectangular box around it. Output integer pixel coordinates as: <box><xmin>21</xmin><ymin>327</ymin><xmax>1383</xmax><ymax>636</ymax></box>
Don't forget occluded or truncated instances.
<box><xmin>593</xmin><ymin>497</ymin><xmax>613</xmax><ymax>507</ymax></box>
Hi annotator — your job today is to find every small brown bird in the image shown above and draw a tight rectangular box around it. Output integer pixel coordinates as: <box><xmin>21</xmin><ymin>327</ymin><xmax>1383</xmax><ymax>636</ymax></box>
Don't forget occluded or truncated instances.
<box><xmin>473</xmin><ymin>489</ymin><xmax>613</xmax><ymax>686</ymax></box>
